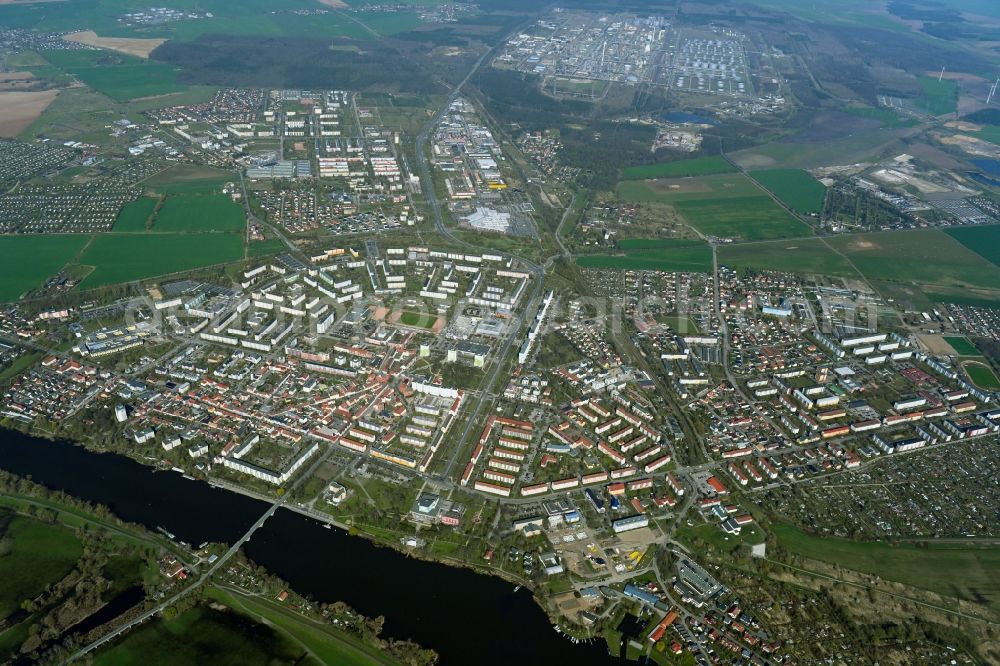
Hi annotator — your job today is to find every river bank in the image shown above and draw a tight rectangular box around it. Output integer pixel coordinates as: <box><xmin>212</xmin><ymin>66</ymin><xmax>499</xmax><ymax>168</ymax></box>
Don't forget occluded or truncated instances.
<box><xmin>0</xmin><ymin>428</ymin><xmax>622</xmax><ymax>665</ymax></box>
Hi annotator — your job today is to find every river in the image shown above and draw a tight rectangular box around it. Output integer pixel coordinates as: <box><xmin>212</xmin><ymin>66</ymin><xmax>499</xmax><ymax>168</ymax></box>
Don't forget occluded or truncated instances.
<box><xmin>0</xmin><ymin>430</ymin><xmax>625</xmax><ymax>665</ymax></box>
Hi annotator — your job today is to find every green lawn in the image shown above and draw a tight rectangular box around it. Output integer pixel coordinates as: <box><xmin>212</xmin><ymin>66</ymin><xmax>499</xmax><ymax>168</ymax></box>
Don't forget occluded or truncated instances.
<box><xmin>621</xmin><ymin>156</ymin><xmax>735</xmax><ymax>180</ymax></box>
<box><xmin>40</xmin><ymin>50</ymin><xmax>186</xmax><ymax>101</ymax></box>
<box><xmin>75</xmin><ymin>233</ymin><xmax>244</xmax><ymax>289</ymax></box>
<box><xmin>577</xmin><ymin>239</ymin><xmax>712</xmax><ymax>272</ymax></box>
<box><xmin>248</xmin><ymin>238</ymin><xmax>287</xmax><ymax>258</ymax></box>
<box><xmin>964</xmin><ymin>362</ymin><xmax>1000</xmax><ymax>389</ymax></box>
<box><xmin>205</xmin><ymin>587</ymin><xmax>398</xmax><ymax>666</ymax></box>
<box><xmin>944</xmin><ymin>336</ymin><xmax>981</xmax><ymax>357</ymax></box>
<box><xmin>749</xmin><ymin>169</ymin><xmax>827</xmax><ymax>215</ymax></box>
<box><xmin>113</xmin><ymin>197</ymin><xmax>159</xmax><ymax>232</ymax></box>
<box><xmin>828</xmin><ymin>229</ymin><xmax>1000</xmax><ymax>291</ymax></box>
<box><xmin>154</xmin><ymin>195</ymin><xmax>244</xmax><ymax>232</ymax></box>
<box><xmin>773</xmin><ymin>524</ymin><xmax>1000</xmax><ymax>610</ymax></box>
<box><xmin>0</xmin><ymin>512</ymin><xmax>83</xmax><ymax>619</ymax></box>
<box><xmin>718</xmin><ymin>238</ymin><xmax>858</xmax><ymax>277</ymax></box>
<box><xmin>0</xmin><ymin>234</ymin><xmax>89</xmax><ymax>302</ymax></box>
<box><xmin>944</xmin><ymin>225</ymin><xmax>1000</xmax><ymax>268</ymax></box>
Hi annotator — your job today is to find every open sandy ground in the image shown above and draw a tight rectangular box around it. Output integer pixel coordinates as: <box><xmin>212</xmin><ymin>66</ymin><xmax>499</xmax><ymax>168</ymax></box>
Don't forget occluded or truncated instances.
<box><xmin>0</xmin><ymin>89</ymin><xmax>58</xmax><ymax>137</ymax></box>
<box><xmin>64</xmin><ymin>30</ymin><xmax>166</xmax><ymax>58</ymax></box>
<box><xmin>0</xmin><ymin>71</ymin><xmax>37</xmax><ymax>90</ymax></box>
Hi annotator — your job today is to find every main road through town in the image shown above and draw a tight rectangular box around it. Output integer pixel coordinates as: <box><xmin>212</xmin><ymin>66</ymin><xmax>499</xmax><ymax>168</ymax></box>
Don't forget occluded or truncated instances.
<box><xmin>414</xmin><ymin>27</ymin><xmax>556</xmax><ymax>481</ymax></box>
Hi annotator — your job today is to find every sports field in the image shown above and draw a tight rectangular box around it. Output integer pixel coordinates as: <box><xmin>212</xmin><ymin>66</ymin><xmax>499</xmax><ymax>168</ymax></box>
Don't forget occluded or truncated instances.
<box><xmin>577</xmin><ymin>239</ymin><xmax>712</xmax><ymax>272</ymax></box>
<box><xmin>773</xmin><ymin>524</ymin><xmax>1000</xmax><ymax>610</ymax></box>
<box><xmin>944</xmin><ymin>336</ymin><xmax>980</xmax><ymax>357</ymax></box>
<box><xmin>749</xmin><ymin>169</ymin><xmax>827</xmax><ymax>215</ymax></box>
<box><xmin>944</xmin><ymin>224</ymin><xmax>1000</xmax><ymax>267</ymax></box>
<box><xmin>964</xmin><ymin>362</ymin><xmax>1000</xmax><ymax>389</ymax></box>
<box><xmin>718</xmin><ymin>238</ymin><xmax>857</xmax><ymax>277</ymax></box>
<box><xmin>621</xmin><ymin>155</ymin><xmax>735</xmax><ymax>180</ymax></box>
<box><xmin>617</xmin><ymin>174</ymin><xmax>812</xmax><ymax>241</ymax></box>
<box><xmin>154</xmin><ymin>194</ymin><xmax>244</xmax><ymax>232</ymax></box>
<box><xmin>827</xmin><ymin>229</ymin><xmax>1000</xmax><ymax>291</ymax></box>
<box><xmin>40</xmin><ymin>49</ymin><xmax>186</xmax><ymax>101</ymax></box>
<box><xmin>399</xmin><ymin>311</ymin><xmax>439</xmax><ymax>329</ymax></box>
<box><xmin>0</xmin><ymin>234</ymin><xmax>89</xmax><ymax>301</ymax></box>
<box><xmin>76</xmin><ymin>233</ymin><xmax>244</xmax><ymax>289</ymax></box>
<box><xmin>113</xmin><ymin>197</ymin><xmax>158</xmax><ymax>232</ymax></box>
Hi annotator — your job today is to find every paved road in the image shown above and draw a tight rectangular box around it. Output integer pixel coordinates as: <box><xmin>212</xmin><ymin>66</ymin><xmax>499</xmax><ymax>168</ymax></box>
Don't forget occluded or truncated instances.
<box><xmin>412</xmin><ymin>32</ymin><xmax>551</xmax><ymax>480</ymax></box>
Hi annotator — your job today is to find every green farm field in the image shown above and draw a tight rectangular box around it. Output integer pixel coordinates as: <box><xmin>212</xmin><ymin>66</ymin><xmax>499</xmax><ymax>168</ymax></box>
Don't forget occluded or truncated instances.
<box><xmin>0</xmin><ymin>234</ymin><xmax>89</xmax><ymax>301</ymax></box>
<box><xmin>0</xmin><ymin>512</ymin><xmax>83</xmax><ymax>619</ymax></box>
<box><xmin>944</xmin><ymin>336</ymin><xmax>981</xmax><ymax>356</ymax></box>
<box><xmin>916</xmin><ymin>75</ymin><xmax>958</xmax><ymax>116</ymax></box>
<box><xmin>154</xmin><ymin>194</ymin><xmax>244</xmax><ymax>232</ymax></box>
<box><xmin>75</xmin><ymin>233</ymin><xmax>244</xmax><ymax>289</ymax></box>
<box><xmin>972</xmin><ymin>125</ymin><xmax>1000</xmax><ymax>146</ymax></box>
<box><xmin>40</xmin><ymin>50</ymin><xmax>186</xmax><ymax>101</ymax></box>
<box><xmin>617</xmin><ymin>173</ymin><xmax>762</xmax><ymax>202</ymax></box>
<box><xmin>0</xmin><ymin>0</ymin><xmax>412</xmax><ymax>41</ymax></box>
<box><xmin>944</xmin><ymin>225</ymin><xmax>1000</xmax><ymax>267</ymax></box>
<box><xmin>113</xmin><ymin>197</ymin><xmax>158</xmax><ymax>232</ymax></box>
<box><xmin>828</xmin><ymin>229</ymin><xmax>1000</xmax><ymax>291</ymax></box>
<box><xmin>143</xmin><ymin>164</ymin><xmax>235</xmax><ymax>195</ymax></box>
<box><xmin>621</xmin><ymin>155</ymin><xmax>735</xmax><ymax>180</ymax></box>
<box><xmin>576</xmin><ymin>239</ymin><xmax>712</xmax><ymax>272</ymax></box>
<box><xmin>617</xmin><ymin>174</ymin><xmax>812</xmax><ymax>241</ymax></box>
<box><xmin>674</xmin><ymin>197</ymin><xmax>812</xmax><ymax>241</ymax></box>
<box><xmin>749</xmin><ymin>169</ymin><xmax>827</xmax><ymax>215</ymax></box>
<box><xmin>729</xmin><ymin>129</ymin><xmax>908</xmax><ymax>170</ymax></box>
<box><xmin>843</xmin><ymin>106</ymin><xmax>918</xmax><ymax>128</ymax></box>
<box><xmin>718</xmin><ymin>238</ymin><xmax>857</xmax><ymax>277</ymax></box>
<box><xmin>773</xmin><ymin>524</ymin><xmax>1000</xmax><ymax>610</ymax></box>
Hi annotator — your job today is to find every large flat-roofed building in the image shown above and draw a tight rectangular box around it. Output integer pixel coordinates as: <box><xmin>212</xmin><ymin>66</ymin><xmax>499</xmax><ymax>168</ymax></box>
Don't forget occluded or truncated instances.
<box><xmin>465</xmin><ymin>207</ymin><xmax>511</xmax><ymax>233</ymax></box>
<box><xmin>676</xmin><ymin>558</ymin><xmax>723</xmax><ymax>601</ymax></box>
